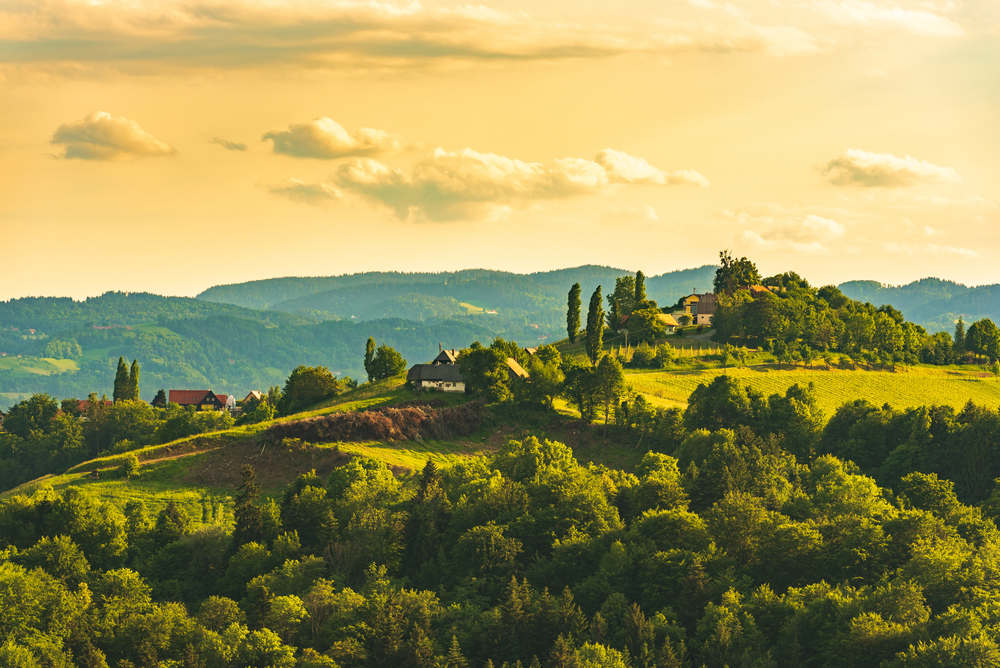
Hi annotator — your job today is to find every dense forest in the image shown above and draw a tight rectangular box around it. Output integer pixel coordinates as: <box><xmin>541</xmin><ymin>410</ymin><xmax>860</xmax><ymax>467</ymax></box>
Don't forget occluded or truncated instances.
<box><xmin>6</xmin><ymin>376</ymin><xmax>1000</xmax><ymax>666</ymax></box>
<box><xmin>840</xmin><ymin>278</ymin><xmax>1000</xmax><ymax>333</ymax></box>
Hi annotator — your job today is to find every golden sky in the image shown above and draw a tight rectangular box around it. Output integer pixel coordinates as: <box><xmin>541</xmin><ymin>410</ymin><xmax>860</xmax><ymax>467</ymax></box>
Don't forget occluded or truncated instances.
<box><xmin>2</xmin><ymin>0</ymin><xmax>999</xmax><ymax>300</ymax></box>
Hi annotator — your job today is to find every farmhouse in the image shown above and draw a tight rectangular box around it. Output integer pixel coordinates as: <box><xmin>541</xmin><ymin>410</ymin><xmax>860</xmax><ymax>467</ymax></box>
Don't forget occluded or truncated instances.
<box><xmin>407</xmin><ymin>364</ymin><xmax>466</xmax><ymax>393</ymax></box>
<box><xmin>169</xmin><ymin>389</ymin><xmax>226</xmax><ymax>411</ymax></box>
<box><xmin>679</xmin><ymin>292</ymin><xmax>718</xmax><ymax>326</ymax></box>
<box><xmin>243</xmin><ymin>391</ymin><xmax>264</xmax><ymax>404</ymax></box>
<box><xmin>0</xmin><ymin>408</ymin><xmax>4</xmax><ymax>429</ymax></box>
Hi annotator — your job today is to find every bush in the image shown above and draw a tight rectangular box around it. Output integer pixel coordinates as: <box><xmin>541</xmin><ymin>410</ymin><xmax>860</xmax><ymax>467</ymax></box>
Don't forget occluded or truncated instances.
<box><xmin>118</xmin><ymin>454</ymin><xmax>139</xmax><ymax>480</ymax></box>
<box><xmin>630</xmin><ymin>343</ymin><xmax>656</xmax><ymax>368</ymax></box>
<box><xmin>655</xmin><ymin>344</ymin><xmax>676</xmax><ymax>369</ymax></box>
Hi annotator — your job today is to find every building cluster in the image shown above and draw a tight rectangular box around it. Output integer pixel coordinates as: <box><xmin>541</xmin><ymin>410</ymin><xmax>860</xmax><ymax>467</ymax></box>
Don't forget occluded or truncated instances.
<box><xmin>406</xmin><ymin>347</ymin><xmax>530</xmax><ymax>393</ymax></box>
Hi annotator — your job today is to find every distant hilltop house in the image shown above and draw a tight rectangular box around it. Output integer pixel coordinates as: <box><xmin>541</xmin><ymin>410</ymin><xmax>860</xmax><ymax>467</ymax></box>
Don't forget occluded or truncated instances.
<box><xmin>408</xmin><ymin>348</ymin><xmax>466</xmax><ymax>393</ymax></box>
<box><xmin>168</xmin><ymin>390</ymin><xmax>235</xmax><ymax>412</ymax></box>
<box><xmin>0</xmin><ymin>408</ymin><xmax>5</xmax><ymax>429</ymax></box>
<box><xmin>407</xmin><ymin>347</ymin><xmax>530</xmax><ymax>393</ymax></box>
<box><xmin>76</xmin><ymin>399</ymin><xmax>113</xmax><ymax>413</ymax></box>
<box><xmin>243</xmin><ymin>391</ymin><xmax>264</xmax><ymax>404</ymax></box>
<box><xmin>678</xmin><ymin>292</ymin><xmax>718</xmax><ymax>327</ymax></box>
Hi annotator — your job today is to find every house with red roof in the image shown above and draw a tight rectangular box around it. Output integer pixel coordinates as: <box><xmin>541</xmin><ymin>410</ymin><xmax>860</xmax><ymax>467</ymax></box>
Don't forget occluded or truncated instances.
<box><xmin>169</xmin><ymin>390</ymin><xmax>226</xmax><ymax>412</ymax></box>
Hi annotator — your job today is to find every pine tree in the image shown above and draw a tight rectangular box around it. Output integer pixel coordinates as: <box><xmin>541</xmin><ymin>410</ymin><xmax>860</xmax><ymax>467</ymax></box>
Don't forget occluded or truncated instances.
<box><xmin>585</xmin><ymin>286</ymin><xmax>604</xmax><ymax>366</ymax></box>
<box><xmin>233</xmin><ymin>464</ymin><xmax>263</xmax><ymax>547</ymax></box>
<box><xmin>113</xmin><ymin>357</ymin><xmax>129</xmax><ymax>403</ymax></box>
<box><xmin>443</xmin><ymin>636</ymin><xmax>469</xmax><ymax>668</ymax></box>
<box><xmin>127</xmin><ymin>359</ymin><xmax>140</xmax><ymax>401</ymax></box>
<box><xmin>635</xmin><ymin>270</ymin><xmax>647</xmax><ymax>303</ymax></box>
<box><xmin>955</xmin><ymin>317</ymin><xmax>966</xmax><ymax>356</ymax></box>
<box><xmin>567</xmin><ymin>283</ymin><xmax>582</xmax><ymax>344</ymax></box>
<box><xmin>364</xmin><ymin>337</ymin><xmax>377</xmax><ymax>382</ymax></box>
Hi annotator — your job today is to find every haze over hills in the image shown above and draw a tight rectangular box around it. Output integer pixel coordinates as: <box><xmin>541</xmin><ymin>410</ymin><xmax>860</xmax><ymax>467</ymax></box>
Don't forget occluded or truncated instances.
<box><xmin>838</xmin><ymin>277</ymin><xmax>1000</xmax><ymax>332</ymax></box>
<box><xmin>0</xmin><ymin>265</ymin><xmax>717</xmax><ymax>407</ymax></box>
<box><xmin>5</xmin><ymin>263</ymin><xmax>1000</xmax><ymax>409</ymax></box>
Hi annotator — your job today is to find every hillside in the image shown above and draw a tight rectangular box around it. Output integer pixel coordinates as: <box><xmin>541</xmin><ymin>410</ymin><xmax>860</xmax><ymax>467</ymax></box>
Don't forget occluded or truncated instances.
<box><xmin>839</xmin><ymin>276</ymin><xmax>1000</xmax><ymax>332</ymax></box>
<box><xmin>197</xmin><ymin>265</ymin><xmax>720</xmax><ymax>324</ymax></box>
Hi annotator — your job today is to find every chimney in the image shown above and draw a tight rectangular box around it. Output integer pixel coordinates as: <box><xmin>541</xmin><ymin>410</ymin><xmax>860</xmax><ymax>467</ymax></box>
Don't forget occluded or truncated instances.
<box><xmin>439</xmin><ymin>342</ymin><xmax>442</xmax><ymax>352</ymax></box>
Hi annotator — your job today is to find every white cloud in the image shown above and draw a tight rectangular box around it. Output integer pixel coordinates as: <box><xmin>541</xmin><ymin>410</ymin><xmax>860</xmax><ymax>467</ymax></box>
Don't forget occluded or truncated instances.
<box><xmin>50</xmin><ymin>111</ymin><xmax>175</xmax><ymax>161</ymax></box>
<box><xmin>817</xmin><ymin>0</ymin><xmax>964</xmax><ymax>36</ymax></box>
<box><xmin>728</xmin><ymin>210</ymin><xmax>845</xmax><ymax>252</ymax></box>
<box><xmin>275</xmin><ymin>147</ymin><xmax>704</xmax><ymax>220</ymax></box>
<box><xmin>267</xmin><ymin>178</ymin><xmax>342</xmax><ymax>205</ymax></box>
<box><xmin>927</xmin><ymin>244</ymin><xmax>978</xmax><ymax>258</ymax></box>
<box><xmin>821</xmin><ymin>148</ymin><xmax>962</xmax><ymax>187</ymax></box>
<box><xmin>594</xmin><ymin>149</ymin><xmax>710</xmax><ymax>187</ymax></box>
<box><xmin>263</xmin><ymin>117</ymin><xmax>405</xmax><ymax>159</ymax></box>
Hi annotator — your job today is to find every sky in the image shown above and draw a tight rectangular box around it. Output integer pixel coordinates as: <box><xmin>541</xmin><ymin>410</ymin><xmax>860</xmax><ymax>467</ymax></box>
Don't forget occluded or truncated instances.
<box><xmin>2</xmin><ymin>0</ymin><xmax>999</xmax><ymax>300</ymax></box>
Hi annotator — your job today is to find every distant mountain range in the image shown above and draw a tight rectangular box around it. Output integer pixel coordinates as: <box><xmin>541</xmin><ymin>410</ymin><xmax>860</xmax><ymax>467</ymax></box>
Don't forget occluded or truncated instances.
<box><xmin>838</xmin><ymin>278</ymin><xmax>1000</xmax><ymax>333</ymax></box>
<box><xmin>4</xmin><ymin>266</ymin><xmax>999</xmax><ymax>409</ymax></box>
<box><xmin>0</xmin><ymin>265</ymin><xmax>717</xmax><ymax>407</ymax></box>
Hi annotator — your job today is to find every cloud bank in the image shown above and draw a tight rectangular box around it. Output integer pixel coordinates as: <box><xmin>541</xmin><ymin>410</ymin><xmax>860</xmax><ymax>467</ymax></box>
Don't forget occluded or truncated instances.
<box><xmin>263</xmin><ymin>118</ymin><xmax>405</xmax><ymax>159</ymax></box>
<box><xmin>271</xmin><ymin>147</ymin><xmax>707</xmax><ymax>220</ymax></box>
<box><xmin>821</xmin><ymin>149</ymin><xmax>962</xmax><ymax>187</ymax></box>
<box><xmin>732</xmin><ymin>210</ymin><xmax>845</xmax><ymax>252</ymax></box>
<box><xmin>51</xmin><ymin>111</ymin><xmax>176</xmax><ymax>160</ymax></box>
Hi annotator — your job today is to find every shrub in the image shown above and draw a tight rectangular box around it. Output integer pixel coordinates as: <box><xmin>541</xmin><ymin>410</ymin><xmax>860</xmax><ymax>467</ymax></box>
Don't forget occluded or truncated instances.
<box><xmin>118</xmin><ymin>454</ymin><xmax>139</xmax><ymax>480</ymax></box>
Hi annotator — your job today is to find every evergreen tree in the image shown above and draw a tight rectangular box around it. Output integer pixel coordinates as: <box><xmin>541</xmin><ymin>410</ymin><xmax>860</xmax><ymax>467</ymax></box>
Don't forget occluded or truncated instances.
<box><xmin>127</xmin><ymin>359</ymin><xmax>140</xmax><ymax>401</ymax></box>
<box><xmin>364</xmin><ymin>336</ymin><xmax>377</xmax><ymax>383</ymax></box>
<box><xmin>151</xmin><ymin>389</ymin><xmax>167</xmax><ymax>407</ymax></box>
<box><xmin>955</xmin><ymin>317</ymin><xmax>966</xmax><ymax>356</ymax></box>
<box><xmin>233</xmin><ymin>464</ymin><xmax>263</xmax><ymax>547</ymax></box>
<box><xmin>113</xmin><ymin>357</ymin><xmax>129</xmax><ymax>403</ymax></box>
<box><xmin>567</xmin><ymin>283</ymin><xmax>582</xmax><ymax>344</ymax></box>
<box><xmin>635</xmin><ymin>270</ymin><xmax>647</xmax><ymax>304</ymax></box>
<box><xmin>443</xmin><ymin>636</ymin><xmax>469</xmax><ymax>668</ymax></box>
<box><xmin>585</xmin><ymin>287</ymin><xmax>604</xmax><ymax>366</ymax></box>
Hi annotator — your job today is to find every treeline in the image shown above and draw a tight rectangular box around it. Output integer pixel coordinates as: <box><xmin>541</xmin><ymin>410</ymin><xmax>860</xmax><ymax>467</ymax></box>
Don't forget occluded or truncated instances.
<box><xmin>7</xmin><ymin>376</ymin><xmax>1000</xmax><ymax>665</ymax></box>
<box><xmin>0</xmin><ymin>396</ymin><xmax>235</xmax><ymax>491</ymax></box>
<box><xmin>709</xmin><ymin>257</ymin><xmax>991</xmax><ymax>366</ymax></box>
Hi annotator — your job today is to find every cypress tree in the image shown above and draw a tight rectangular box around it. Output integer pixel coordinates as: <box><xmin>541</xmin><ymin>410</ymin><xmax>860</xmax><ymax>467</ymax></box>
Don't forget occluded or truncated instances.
<box><xmin>585</xmin><ymin>286</ymin><xmax>604</xmax><ymax>366</ymax></box>
<box><xmin>113</xmin><ymin>357</ymin><xmax>129</xmax><ymax>403</ymax></box>
<box><xmin>955</xmin><ymin>317</ymin><xmax>966</xmax><ymax>355</ymax></box>
<box><xmin>127</xmin><ymin>359</ymin><xmax>140</xmax><ymax>401</ymax></box>
<box><xmin>635</xmin><ymin>270</ymin><xmax>647</xmax><ymax>303</ymax></box>
<box><xmin>567</xmin><ymin>283</ymin><xmax>582</xmax><ymax>344</ymax></box>
<box><xmin>364</xmin><ymin>337</ymin><xmax>377</xmax><ymax>383</ymax></box>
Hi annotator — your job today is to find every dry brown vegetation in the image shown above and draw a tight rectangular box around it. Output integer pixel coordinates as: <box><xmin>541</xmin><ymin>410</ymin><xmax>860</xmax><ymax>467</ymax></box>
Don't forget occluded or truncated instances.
<box><xmin>263</xmin><ymin>400</ymin><xmax>488</xmax><ymax>445</ymax></box>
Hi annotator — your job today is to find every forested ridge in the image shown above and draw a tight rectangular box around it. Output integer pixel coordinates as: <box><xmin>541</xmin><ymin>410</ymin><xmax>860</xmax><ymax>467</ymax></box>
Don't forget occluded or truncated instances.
<box><xmin>6</xmin><ymin>375</ymin><xmax>1000</xmax><ymax>667</ymax></box>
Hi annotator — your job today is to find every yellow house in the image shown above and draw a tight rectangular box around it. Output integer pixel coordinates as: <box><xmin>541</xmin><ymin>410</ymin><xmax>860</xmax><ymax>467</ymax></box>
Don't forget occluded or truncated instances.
<box><xmin>678</xmin><ymin>293</ymin><xmax>717</xmax><ymax>326</ymax></box>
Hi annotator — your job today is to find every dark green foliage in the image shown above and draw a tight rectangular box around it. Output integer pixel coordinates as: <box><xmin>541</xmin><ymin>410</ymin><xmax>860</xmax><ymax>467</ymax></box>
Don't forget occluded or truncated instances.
<box><xmin>278</xmin><ymin>365</ymin><xmax>342</xmax><ymax>415</ymax></box>
<box><xmin>714</xmin><ymin>250</ymin><xmax>761</xmax><ymax>294</ymax></box>
<box><xmin>370</xmin><ymin>343</ymin><xmax>407</xmax><ymax>381</ymax></box>
<box><xmin>113</xmin><ymin>357</ymin><xmax>129</xmax><ymax>403</ymax></box>
<box><xmin>233</xmin><ymin>464</ymin><xmax>263</xmax><ymax>548</ymax></box>
<box><xmin>585</xmin><ymin>287</ymin><xmax>604</xmax><ymax>366</ymax></box>
<box><xmin>567</xmin><ymin>283</ymin><xmax>582</xmax><ymax>344</ymax></box>
<box><xmin>127</xmin><ymin>360</ymin><xmax>140</xmax><ymax>402</ymax></box>
<box><xmin>364</xmin><ymin>336</ymin><xmax>377</xmax><ymax>382</ymax></box>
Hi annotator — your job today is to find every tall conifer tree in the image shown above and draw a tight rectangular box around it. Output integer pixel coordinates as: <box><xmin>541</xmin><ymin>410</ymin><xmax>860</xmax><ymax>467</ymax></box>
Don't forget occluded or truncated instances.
<box><xmin>635</xmin><ymin>270</ymin><xmax>647</xmax><ymax>303</ymax></box>
<box><xmin>127</xmin><ymin>359</ymin><xmax>140</xmax><ymax>401</ymax></box>
<box><xmin>567</xmin><ymin>283</ymin><xmax>582</xmax><ymax>344</ymax></box>
<box><xmin>955</xmin><ymin>317</ymin><xmax>966</xmax><ymax>355</ymax></box>
<box><xmin>364</xmin><ymin>337</ymin><xmax>377</xmax><ymax>383</ymax></box>
<box><xmin>586</xmin><ymin>286</ymin><xmax>604</xmax><ymax>366</ymax></box>
<box><xmin>113</xmin><ymin>357</ymin><xmax>129</xmax><ymax>403</ymax></box>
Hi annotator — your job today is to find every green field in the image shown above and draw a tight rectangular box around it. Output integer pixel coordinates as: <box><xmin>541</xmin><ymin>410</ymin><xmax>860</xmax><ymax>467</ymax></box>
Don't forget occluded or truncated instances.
<box><xmin>0</xmin><ymin>356</ymin><xmax>80</xmax><ymax>375</ymax></box>
<box><xmin>628</xmin><ymin>364</ymin><xmax>1000</xmax><ymax>415</ymax></box>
